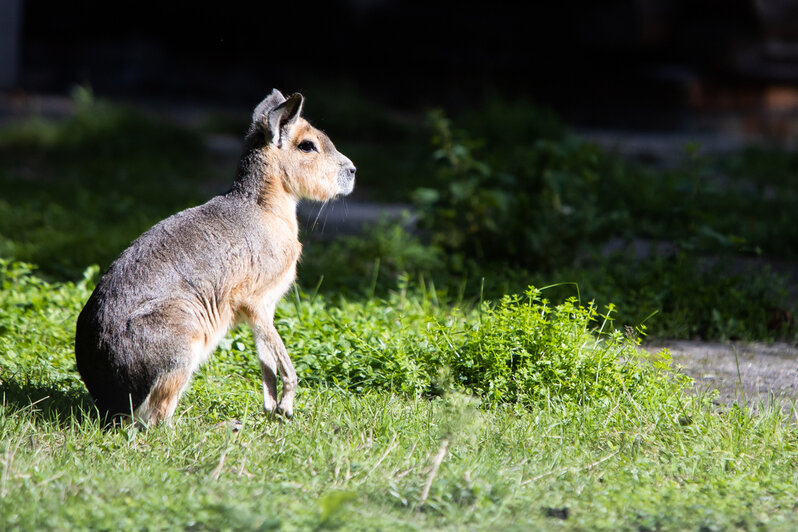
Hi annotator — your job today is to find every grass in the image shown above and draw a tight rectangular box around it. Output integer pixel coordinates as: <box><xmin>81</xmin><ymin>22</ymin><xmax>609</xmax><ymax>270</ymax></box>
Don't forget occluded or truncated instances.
<box><xmin>1</xmin><ymin>89</ymin><xmax>798</xmax><ymax>529</ymax></box>
<box><xmin>4</xmin><ymin>389</ymin><xmax>797</xmax><ymax>530</ymax></box>
<box><xmin>2</xmin><ymin>260</ymin><xmax>797</xmax><ymax>530</ymax></box>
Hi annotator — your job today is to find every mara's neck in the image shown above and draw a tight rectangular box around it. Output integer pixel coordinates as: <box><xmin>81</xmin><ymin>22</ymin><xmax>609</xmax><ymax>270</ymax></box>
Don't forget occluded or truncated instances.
<box><xmin>230</xmin><ymin>142</ymin><xmax>299</xmax><ymax>234</ymax></box>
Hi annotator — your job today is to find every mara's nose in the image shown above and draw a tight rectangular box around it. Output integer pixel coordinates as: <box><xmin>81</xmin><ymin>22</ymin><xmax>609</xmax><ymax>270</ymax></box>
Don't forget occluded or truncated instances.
<box><xmin>347</xmin><ymin>165</ymin><xmax>356</xmax><ymax>177</ymax></box>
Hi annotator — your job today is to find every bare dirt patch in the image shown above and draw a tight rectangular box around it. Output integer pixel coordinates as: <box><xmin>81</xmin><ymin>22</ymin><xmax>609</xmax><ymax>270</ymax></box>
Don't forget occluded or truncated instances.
<box><xmin>646</xmin><ymin>340</ymin><xmax>798</xmax><ymax>409</ymax></box>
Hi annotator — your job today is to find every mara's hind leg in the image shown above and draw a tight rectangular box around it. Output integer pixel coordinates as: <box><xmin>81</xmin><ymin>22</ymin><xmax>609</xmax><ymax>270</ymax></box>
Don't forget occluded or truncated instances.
<box><xmin>135</xmin><ymin>369</ymin><xmax>193</xmax><ymax>425</ymax></box>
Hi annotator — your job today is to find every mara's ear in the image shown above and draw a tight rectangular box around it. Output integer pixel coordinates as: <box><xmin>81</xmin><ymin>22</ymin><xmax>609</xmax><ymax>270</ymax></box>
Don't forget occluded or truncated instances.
<box><xmin>267</xmin><ymin>93</ymin><xmax>304</xmax><ymax>147</ymax></box>
<box><xmin>252</xmin><ymin>89</ymin><xmax>286</xmax><ymax>123</ymax></box>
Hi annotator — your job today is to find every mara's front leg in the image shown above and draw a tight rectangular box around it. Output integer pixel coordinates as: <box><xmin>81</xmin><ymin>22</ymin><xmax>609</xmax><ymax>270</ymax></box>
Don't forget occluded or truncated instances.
<box><xmin>249</xmin><ymin>312</ymin><xmax>298</xmax><ymax>418</ymax></box>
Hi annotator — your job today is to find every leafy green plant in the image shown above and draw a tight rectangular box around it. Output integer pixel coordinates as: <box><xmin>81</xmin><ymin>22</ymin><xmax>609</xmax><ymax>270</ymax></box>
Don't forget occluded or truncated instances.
<box><xmin>228</xmin><ymin>279</ymin><xmax>687</xmax><ymax>411</ymax></box>
<box><xmin>440</xmin><ymin>287</ymin><xmax>687</xmax><ymax>406</ymax></box>
<box><xmin>414</xmin><ymin>110</ymin><xmax>628</xmax><ymax>270</ymax></box>
<box><xmin>409</xmin><ymin>104</ymin><xmax>797</xmax><ymax>342</ymax></box>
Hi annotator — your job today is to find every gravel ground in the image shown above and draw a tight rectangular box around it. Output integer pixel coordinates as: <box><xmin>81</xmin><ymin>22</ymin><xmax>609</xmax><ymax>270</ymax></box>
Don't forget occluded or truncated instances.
<box><xmin>645</xmin><ymin>340</ymin><xmax>798</xmax><ymax>410</ymax></box>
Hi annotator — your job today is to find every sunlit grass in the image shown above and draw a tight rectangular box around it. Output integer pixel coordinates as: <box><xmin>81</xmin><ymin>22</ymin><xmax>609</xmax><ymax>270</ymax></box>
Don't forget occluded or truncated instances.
<box><xmin>2</xmin><ymin>260</ymin><xmax>798</xmax><ymax>530</ymax></box>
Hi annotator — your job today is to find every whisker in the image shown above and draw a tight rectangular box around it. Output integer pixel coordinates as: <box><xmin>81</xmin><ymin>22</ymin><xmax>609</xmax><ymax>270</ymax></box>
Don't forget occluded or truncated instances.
<box><xmin>311</xmin><ymin>200</ymin><xmax>328</xmax><ymax>233</ymax></box>
<box><xmin>321</xmin><ymin>201</ymin><xmax>333</xmax><ymax>233</ymax></box>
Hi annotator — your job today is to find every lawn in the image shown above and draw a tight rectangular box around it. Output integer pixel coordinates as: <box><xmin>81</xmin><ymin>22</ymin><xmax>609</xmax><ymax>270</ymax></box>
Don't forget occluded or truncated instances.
<box><xmin>1</xmin><ymin>89</ymin><xmax>797</xmax><ymax>530</ymax></box>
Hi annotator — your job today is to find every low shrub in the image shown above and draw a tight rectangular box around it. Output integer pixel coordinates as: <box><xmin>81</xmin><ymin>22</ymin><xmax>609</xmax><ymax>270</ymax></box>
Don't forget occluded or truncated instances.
<box><xmin>443</xmin><ymin>287</ymin><xmax>685</xmax><ymax>406</ymax></box>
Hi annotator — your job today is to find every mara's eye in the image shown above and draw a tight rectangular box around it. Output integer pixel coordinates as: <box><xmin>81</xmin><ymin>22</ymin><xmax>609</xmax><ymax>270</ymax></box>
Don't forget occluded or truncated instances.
<box><xmin>297</xmin><ymin>140</ymin><xmax>317</xmax><ymax>153</ymax></box>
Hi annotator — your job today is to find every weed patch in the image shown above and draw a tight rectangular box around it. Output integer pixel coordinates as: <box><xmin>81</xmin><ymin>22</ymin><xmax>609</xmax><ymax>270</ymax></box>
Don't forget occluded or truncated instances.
<box><xmin>447</xmin><ymin>289</ymin><xmax>688</xmax><ymax>406</ymax></box>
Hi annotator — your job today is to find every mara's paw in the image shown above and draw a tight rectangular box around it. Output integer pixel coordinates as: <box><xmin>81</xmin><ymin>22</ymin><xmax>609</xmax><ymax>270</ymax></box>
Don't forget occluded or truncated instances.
<box><xmin>263</xmin><ymin>403</ymin><xmax>290</xmax><ymax>422</ymax></box>
<box><xmin>276</xmin><ymin>403</ymin><xmax>293</xmax><ymax>420</ymax></box>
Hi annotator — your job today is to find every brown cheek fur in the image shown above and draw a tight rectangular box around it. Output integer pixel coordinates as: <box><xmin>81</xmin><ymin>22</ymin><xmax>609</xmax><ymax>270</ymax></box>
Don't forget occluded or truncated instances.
<box><xmin>272</xmin><ymin>121</ymin><xmax>340</xmax><ymax>201</ymax></box>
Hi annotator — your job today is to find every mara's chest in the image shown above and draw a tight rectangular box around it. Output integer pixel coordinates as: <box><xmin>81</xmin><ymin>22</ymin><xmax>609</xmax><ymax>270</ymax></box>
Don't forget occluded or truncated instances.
<box><xmin>230</xmin><ymin>237</ymin><xmax>300</xmax><ymax>318</ymax></box>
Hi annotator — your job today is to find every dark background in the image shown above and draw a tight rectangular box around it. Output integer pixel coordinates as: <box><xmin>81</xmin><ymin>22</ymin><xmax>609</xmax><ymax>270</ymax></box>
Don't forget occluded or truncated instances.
<box><xmin>11</xmin><ymin>0</ymin><xmax>798</xmax><ymax>131</ymax></box>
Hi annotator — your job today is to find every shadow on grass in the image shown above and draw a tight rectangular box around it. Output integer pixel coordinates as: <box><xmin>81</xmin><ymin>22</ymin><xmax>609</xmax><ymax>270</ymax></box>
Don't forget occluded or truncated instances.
<box><xmin>1</xmin><ymin>374</ymin><xmax>99</xmax><ymax>428</ymax></box>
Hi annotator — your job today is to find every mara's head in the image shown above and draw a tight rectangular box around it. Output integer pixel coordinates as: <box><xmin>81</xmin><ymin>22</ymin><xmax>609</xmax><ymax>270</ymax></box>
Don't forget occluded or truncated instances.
<box><xmin>247</xmin><ymin>89</ymin><xmax>356</xmax><ymax>202</ymax></box>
